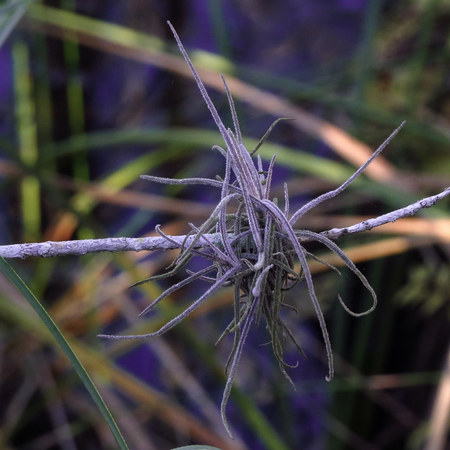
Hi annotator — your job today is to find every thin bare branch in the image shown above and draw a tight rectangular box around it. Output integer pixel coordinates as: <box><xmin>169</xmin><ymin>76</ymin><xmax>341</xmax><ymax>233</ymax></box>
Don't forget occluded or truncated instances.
<box><xmin>1</xmin><ymin>185</ymin><xmax>449</xmax><ymax>260</ymax></box>
<box><xmin>0</xmin><ymin>235</ymin><xmax>209</xmax><ymax>259</ymax></box>
<box><xmin>322</xmin><ymin>186</ymin><xmax>450</xmax><ymax>240</ymax></box>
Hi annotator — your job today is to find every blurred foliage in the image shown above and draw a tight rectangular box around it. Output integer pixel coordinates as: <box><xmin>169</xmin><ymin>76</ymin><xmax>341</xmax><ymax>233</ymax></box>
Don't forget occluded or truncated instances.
<box><xmin>396</xmin><ymin>262</ymin><xmax>450</xmax><ymax>316</ymax></box>
<box><xmin>0</xmin><ymin>255</ymin><xmax>129</xmax><ymax>449</ymax></box>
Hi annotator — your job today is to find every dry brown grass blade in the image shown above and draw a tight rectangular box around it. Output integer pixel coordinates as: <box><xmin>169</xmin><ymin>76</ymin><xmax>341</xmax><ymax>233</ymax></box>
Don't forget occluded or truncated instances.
<box><xmin>1</xmin><ymin>158</ymin><xmax>214</xmax><ymax>222</ymax></box>
<box><xmin>1</xmin><ymin>155</ymin><xmax>212</xmax><ymax>245</ymax></box>
<box><xmin>1</xmin><ymin>281</ymin><xmax>243</xmax><ymax>450</ymax></box>
<box><xmin>69</xmin><ymin>178</ymin><xmax>213</xmax><ymax>218</ymax></box>
<box><xmin>186</xmin><ymin>236</ymin><xmax>442</xmax><ymax>320</ymax></box>
<box><xmin>0</xmin><ymin>159</ymin><xmax>21</xmax><ymax>177</ymax></box>
<box><xmin>95</xmin><ymin>386</ymin><xmax>159</xmax><ymax>450</ymax></box>
<box><xmin>110</xmin><ymin>287</ymin><xmax>247</xmax><ymax>444</ymax></box>
<box><xmin>23</xmin><ymin>5</ymin><xmax>402</xmax><ymax>186</ymax></box>
<box><xmin>305</xmin><ymin>333</ymin><xmax>421</xmax><ymax>431</ymax></box>
<box><xmin>76</xmin><ymin>344</ymin><xmax>244</xmax><ymax>450</ymax></box>
<box><xmin>43</xmin><ymin>212</ymin><xmax>80</xmax><ymax>242</ymax></box>
<box><xmin>49</xmin><ymin>221</ymin><xmax>187</xmax><ymax>327</ymax></box>
<box><xmin>307</xmin><ymin>236</ymin><xmax>438</xmax><ymax>274</ymax></box>
<box><xmin>424</xmin><ymin>342</ymin><xmax>450</xmax><ymax>450</ymax></box>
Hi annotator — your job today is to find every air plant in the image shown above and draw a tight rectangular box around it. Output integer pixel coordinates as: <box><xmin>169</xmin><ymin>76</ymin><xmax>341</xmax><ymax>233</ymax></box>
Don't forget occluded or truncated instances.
<box><xmin>99</xmin><ymin>22</ymin><xmax>404</xmax><ymax>436</ymax></box>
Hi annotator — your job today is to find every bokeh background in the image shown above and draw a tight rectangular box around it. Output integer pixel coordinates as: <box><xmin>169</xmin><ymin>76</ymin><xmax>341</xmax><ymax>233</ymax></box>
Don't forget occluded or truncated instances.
<box><xmin>1</xmin><ymin>0</ymin><xmax>450</xmax><ymax>449</ymax></box>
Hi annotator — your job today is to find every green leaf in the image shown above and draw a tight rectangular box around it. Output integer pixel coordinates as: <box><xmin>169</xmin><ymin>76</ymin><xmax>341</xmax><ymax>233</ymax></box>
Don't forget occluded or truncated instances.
<box><xmin>0</xmin><ymin>256</ymin><xmax>129</xmax><ymax>450</ymax></box>
<box><xmin>171</xmin><ymin>446</ymin><xmax>223</xmax><ymax>450</ymax></box>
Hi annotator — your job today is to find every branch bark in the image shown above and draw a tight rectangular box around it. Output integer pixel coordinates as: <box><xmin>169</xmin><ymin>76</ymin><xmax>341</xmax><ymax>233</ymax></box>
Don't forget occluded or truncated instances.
<box><xmin>322</xmin><ymin>186</ymin><xmax>450</xmax><ymax>240</ymax></box>
<box><xmin>1</xmin><ymin>187</ymin><xmax>449</xmax><ymax>260</ymax></box>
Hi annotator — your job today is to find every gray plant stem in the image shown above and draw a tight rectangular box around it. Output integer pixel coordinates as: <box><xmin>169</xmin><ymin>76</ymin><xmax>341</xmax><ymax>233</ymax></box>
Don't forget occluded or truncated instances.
<box><xmin>1</xmin><ymin>186</ymin><xmax>449</xmax><ymax>260</ymax></box>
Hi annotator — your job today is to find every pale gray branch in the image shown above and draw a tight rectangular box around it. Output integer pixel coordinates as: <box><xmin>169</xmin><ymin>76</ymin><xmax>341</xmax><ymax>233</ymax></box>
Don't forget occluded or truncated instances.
<box><xmin>322</xmin><ymin>186</ymin><xmax>450</xmax><ymax>240</ymax></box>
<box><xmin>0</xmin><ymin>187</ymin><xmax>449</xmax><ymax>260</ymax></box>
<box><xmin>0</xmin><ymin>235</ymin><xmax>209</xmax><ymax>259</ymax></box>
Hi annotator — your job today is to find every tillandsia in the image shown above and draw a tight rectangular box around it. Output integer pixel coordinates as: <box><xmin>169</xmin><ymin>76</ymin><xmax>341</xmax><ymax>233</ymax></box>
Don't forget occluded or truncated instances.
<box><xmin>99</xmin><ymin>21</ymin><xmax>404</xmax><ymax>436</ymax></box>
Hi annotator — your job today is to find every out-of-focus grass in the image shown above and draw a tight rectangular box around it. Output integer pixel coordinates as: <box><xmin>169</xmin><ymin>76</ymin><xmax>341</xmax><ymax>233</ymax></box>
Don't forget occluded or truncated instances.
<box><xmin>0</xmin><ymin>2</ymin><xmax>449</xmax><ymax>449</ymax></box>
<box><xmin>0</xmin><ymin>255</ymin><xmax>129</xmax><ymax>450</ymax></box>
<box><xmin>13</xmin><ymin>38</ymin><xmax>41</xmax><ymax>241</ymax></box>
<box><xmin>24</xmin><ymin>4</ymin><xmax>450</xmax><ymax>178</ymax></box>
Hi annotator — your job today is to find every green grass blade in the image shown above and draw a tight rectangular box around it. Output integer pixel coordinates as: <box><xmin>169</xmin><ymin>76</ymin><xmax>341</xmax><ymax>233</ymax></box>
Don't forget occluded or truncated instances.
<box><xmin>0</xmin><ymin>256</ymin><xmax>129</xmax><ymax>450</ymax></box>
<box><xmin>171</xmin><ymin>446</ymin><xmax>223</xmax><ymax>450</ymax></box>
<box><xmin>41</xmin><ymin>126</ymin><xmax>448</xmax><ymax>217</ymax></box>
<box><xmin>13</xmin><ymin>39</ymin><xmax>41</xmax><ymax>240</ymax></box>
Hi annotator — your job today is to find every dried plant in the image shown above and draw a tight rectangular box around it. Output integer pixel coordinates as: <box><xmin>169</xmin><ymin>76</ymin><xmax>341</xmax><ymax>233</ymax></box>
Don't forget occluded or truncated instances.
<box><xmin>99</xmin><ymin>22</ymin><xmax>405</xmax><ymax>436</ymax></box>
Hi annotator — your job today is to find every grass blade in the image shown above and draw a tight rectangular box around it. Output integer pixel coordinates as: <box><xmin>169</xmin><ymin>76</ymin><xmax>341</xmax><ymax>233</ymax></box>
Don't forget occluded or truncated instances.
<box><xmin>171</xmin><ymin>446</ymin><xmax>223</xmax><ymax>450</ymax></box>
<box><xmin>0</xmin><ymin>255</ymin><xmax>129</xmax><ymax>450</ymax></box>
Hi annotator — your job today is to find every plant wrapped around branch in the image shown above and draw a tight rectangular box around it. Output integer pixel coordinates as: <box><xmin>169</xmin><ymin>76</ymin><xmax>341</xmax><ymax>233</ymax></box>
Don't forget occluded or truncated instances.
<box><xmin>99</xmin><ymin>21</ymin><xmax>404</xmax><ymax>437</ymax></box>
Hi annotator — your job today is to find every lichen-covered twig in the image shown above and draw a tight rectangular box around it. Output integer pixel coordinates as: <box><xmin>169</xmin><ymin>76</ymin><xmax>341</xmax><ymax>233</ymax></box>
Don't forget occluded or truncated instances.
<box><xmin>321</xmin><ymin>186</ymin><xmax>450</xmax><ymax>240</ymax></box>
<box><xmin>0</xmin><ymin>235</ymin><xmax>199</xmax><ymax>259</ymax></box>
<box><xmin>2</xmin><ymin>186</ymin><xmax>449</xmax><ymax>260</ymax></box>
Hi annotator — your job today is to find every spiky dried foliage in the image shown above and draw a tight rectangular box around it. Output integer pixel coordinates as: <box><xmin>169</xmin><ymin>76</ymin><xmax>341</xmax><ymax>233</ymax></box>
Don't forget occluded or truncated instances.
<box><xmin>99</xmin><ymin>22</ymin><xmax>404</xmax><ymax>436</ymax></box>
